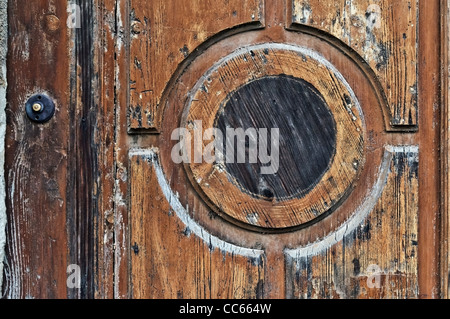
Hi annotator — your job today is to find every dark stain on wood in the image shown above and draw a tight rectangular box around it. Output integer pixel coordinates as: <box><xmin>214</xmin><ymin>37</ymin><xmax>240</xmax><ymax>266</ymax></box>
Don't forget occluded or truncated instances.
<box><xmin>67</xmin><ymin>0</ymin><xmax>98</xmax><ymax>299</ymax></box>
<box><xmin>215</xmin><ymin>75</ymin><xmax>337</xmax><ymax>200</ymax></box>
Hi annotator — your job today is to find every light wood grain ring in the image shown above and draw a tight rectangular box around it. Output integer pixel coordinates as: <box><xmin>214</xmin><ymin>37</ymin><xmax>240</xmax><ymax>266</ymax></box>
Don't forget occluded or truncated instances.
<box><xmin>182</xmin><ymin>43</ymin><xmax>365</xmax><ymax>230</ymax></box>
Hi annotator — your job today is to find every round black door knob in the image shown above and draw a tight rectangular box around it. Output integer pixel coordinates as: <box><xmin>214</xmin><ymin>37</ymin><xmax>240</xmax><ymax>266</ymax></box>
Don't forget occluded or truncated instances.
<box><xmin>25</xmin><ymin>94</ymin><xmax>55</xmax><ymax>123</ymax></box>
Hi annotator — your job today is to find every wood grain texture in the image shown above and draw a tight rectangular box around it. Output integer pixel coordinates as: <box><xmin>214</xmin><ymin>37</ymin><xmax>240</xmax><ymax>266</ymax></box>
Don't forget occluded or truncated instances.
<box><xmin>286</xmin><ymin>148</ymin><xmax>419</xmax><ymax>299</ymax></box>
<box><xmin>289</xmin><ymin>0</ymin><xmax>418</xmax><ymax>128</ymax></box>
<box><xmin>68</xmin><ymin>0</ymin><xmax>100</xmax><ymax>299</ymax></box>
<box><xmin>92</xmin><ymin>0</ymin><xmax>117</xmax><ymax>299</ymax></box>
<box><xmin>4</xmin><ymin>0</ymin><xmax>71</xmax><ymax>298</ymax></box>
<box><xmin>113</xmin><ymin>0</ymin><xmax>134</xmax><ymax>299</ymax></box>
<box><xmin>184</xmin><ymin>44</ymin><xmax>364</xmax><ymax>229</ymax></box>
<box><xmin>128</xmin><ymin>0</ymin><xmax>263</xmax><ymax>131</ymax></box>
<box><xmin>417</xmin><ymin>0</ymin><xmax>441</xmax><ymax>298</ymax></box>
<box><xmin>129</xmin><ymin>152</ymin><xmax>265</xmax><ymax>299</ymax></box>
<box><xmin>216</xmin><ymin>76</ymin><xmax>337</xmax><ymax>200</ymax></box>
<box><xmin>441</xmin><ymin>0</ymin><xmax>450</xmax><ymax>299</ymax></box>
<box><xmin>2</xmin><ymin>0</ymin><xmax>445</xmax><ymax>300</ymax></box>
<box><xmin>110</xmin><ymin>0</ymin><xmax>442</xmax><ymax>300</ymax></box>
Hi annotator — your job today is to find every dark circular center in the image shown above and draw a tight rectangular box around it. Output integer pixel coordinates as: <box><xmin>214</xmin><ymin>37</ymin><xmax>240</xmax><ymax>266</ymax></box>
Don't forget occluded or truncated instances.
<box><xmin>215</xmin><ymin>75</ymin><xmax>337</xmax><ymax>200</ymax></box>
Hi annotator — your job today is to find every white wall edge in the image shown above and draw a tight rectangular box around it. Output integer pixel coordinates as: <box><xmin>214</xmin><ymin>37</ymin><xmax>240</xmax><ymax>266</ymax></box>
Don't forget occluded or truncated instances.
<box><xmin>0</xmin><ymin>0</ymin><xmax>7</xmax><ymax>292</ymax></box>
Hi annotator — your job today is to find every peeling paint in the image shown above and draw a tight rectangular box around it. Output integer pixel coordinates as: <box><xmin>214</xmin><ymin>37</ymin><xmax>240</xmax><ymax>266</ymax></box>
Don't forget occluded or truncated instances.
<box><xmin>285</xmin><ymin>146</ymin><xmax>419</xmax><ymax>260</ymax></box>
<box><xmin>115</xmin><ymin>0</ymin><xmax>124</xmax><ymax>51</ymax></box>
<box><xmin>0</xmin><ymin>0</ymin><xmax>7</xmax><ymax>291</ymax></box>
<box><xmin>298</xmin><ymin>3</ymin><xmax>312</xmax><ymax>24</ymax></box>
<box><xmin>129</xmin><ymin>148</ymin><xmax>265</xmax><ymax>259</ymax></box>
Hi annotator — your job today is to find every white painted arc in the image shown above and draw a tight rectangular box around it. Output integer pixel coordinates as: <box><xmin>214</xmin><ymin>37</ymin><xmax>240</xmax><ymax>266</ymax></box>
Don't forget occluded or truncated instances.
<box><xmin>186</xmin><ymin>42</ymin><xmax>366</xmax><ymax>131</ymax></box>
<box><xmin>130</xmin><ymin>146</ymin><xmax>418</xmax><ymax>260</ymax></box>
<box><xmin>129</xmin><ymin>148</ymin><xmax>265</xmax><ymax>259</ymax></box>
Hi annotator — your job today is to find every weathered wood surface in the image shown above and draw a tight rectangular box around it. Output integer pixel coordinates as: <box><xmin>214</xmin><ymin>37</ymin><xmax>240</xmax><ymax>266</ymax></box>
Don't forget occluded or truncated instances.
<box><xmin>286</xmin><ymin>147</ymin><xmax>419</xmax><ymax>298</ymax></box>
<box><xmin>4</xmin><ymin>0</ymin><xmax>102</xmax><ymax>299</ymax></box>
<box><xmin>216</xmin><ymin>76</ymin><xmax>337</xmax><ymax>200</ymax></box>
<box><xmin>441</xmin><ymin>0</ymin><xmax>450</xmax><ymax>300</ymax></box>
<box><xmin>289</xmin><ymin>0</ymin><xmax>418</xmax><ymax>129</ymax></box>
<box><xmin>116</xmin><ymin>0</ymin><xmax>441</xmax><ymax>299</ymax></box>
<box><xmin>129</xmin><ymin>151</ymin><xmax>265</xmax><ymax>298</ymax></box>
<box><xmin>128</xmin><ymin>0</ymin><xmax>263</xmax><ymax>131</ymax></box>
<box><xmin>183</xmin><ymin>44</ymin><xmax>365</xmax><ymax>230</ymax></box>
<box><xmin>93</xmin><ymin>0</ymin><xmax>117</xmax><ymax>299</ymax></box>
<box><xmin>2</xmin><ymin>0</ymin><xmax>445</xmax><ymax>300</ymax></box>
<box><xmin>4</xmin><ymin>0</ymin><xmax>71</xmax><ymax>298</ymax></box>
<box><xmin>118</xmin><ymin>1</ymin><xmax>439</xmax><ymax>298</ymax></box>
<box><xmin>417</xmin><ymin>0</ymin><xmax>441</xmax><ymax>298</ymax></box>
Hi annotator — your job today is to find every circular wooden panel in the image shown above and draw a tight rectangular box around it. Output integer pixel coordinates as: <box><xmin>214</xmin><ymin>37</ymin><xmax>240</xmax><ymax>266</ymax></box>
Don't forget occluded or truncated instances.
<box><xmin>215</xmin><ymin>75</ymin><xmax>337</xmax><ymax>200</ymax></box>
<box><xmin>182</xmin><ymin>43</ymin><xmax>365</xmax><ymax>230</ymax></box>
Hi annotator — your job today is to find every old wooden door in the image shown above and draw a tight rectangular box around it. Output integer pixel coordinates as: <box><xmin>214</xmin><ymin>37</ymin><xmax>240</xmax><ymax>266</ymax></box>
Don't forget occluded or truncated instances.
<box><xmin>4</xmin><ymin>0</ymin><xmax>449</xmax><ymax>299</ymax></box>
<box><xmin>111</xmin><ymin>0</ymin><xmax>442</xmax><ymax>299</ymax></box>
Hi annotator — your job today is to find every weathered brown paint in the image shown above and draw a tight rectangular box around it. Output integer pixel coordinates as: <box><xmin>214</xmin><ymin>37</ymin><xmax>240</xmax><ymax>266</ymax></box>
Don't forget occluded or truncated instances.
<box><xmin>3</xmin><ymin>0</ymin><xmax>447</xmax><ymax>300</ymax></box>
<box><xmin>216</xmin><ymin>76</ymin><xmax>337</xmax><ymax>200</ymax></box>
<box><xmin>4</xmin><ymin>0</ymin><xmax>99</xmax><ymax>299</ymax></box>
<box><xmin>4</xmin><ymin>0</ymin><xmax>71</xmax><ymax>298</ymax></box>
<box><xmin>286</xmin><ymin>148</ymin><xmax>419</xmax><ymax>298</ymax></box>
<box><xmin>91</xmin><ymin>0</ymin><xmax>112</xmax><ymax>300</ymax></box>
<box><xmin>181</xmin><ymin>44</ymin><xmax>365</xmax><ymax>230</ymax></box>
<box><xmin>129</xmin><ymin>152</ymin><xmax>265</xmax><ymax>299</ymax></box>
<box><xmin>128</xmin><ymin>0</ymin><xmax>264</xmax><ymax>131</ymax></box>
<box><xmin>289</xmin><ymin>0</ymin><xmax>418</xmax><ymax>128</ymax></box>
<box><xmin>417</xmin><ymin>0</ymin><xmax>441</xmax><ymax>299</ymax></box>
<box><xmin>441</xmin><ymin>0</ymin><xmax>450</xmax><ymax>300</ymax></box>
<box><xmin>121</xmin><ymin>0</ymin><xmax>440</xmax><ymax>299</ymax></box>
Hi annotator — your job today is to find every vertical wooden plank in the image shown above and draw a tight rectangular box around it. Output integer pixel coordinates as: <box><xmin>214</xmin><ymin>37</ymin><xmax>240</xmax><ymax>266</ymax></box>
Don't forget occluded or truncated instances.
<box><xmin>4</xmin><ymin>0</ymin><xmax>71</xmax><ymax>298</ymax></box>
<box><xmin>92</xmin><ymin>0</ymin><xmax>117</xmax><ymax>299</ymax></box>
<box><xmin>418</xmin><ymin>0</ymin><xmax>441</xmax><ymax>299</ymax></box>
<box><xmin>441</xmin><ymin>0</ymin><xmax>450</xmax><ymax>300</ymax></box>
<box><xmin>289</xmin><ymin>0</ymin><xmax>418</xmax><ymax>129</ymax></box>
<box><xmin>113</xmin><ymin>0</ymin><xmax>131</xmax><ymax>299</ymax></box>
<box><xmin>129</xmin><ymin>152</ymin><xmax>265</xmax><ymax>299</ymax></box>
<box><xmin>286</xmin><ymin>148</ymin><xmax>419</xmax><ymax>299</ymax></box>
<box><xmin>65</xmin><ymin>0</ymin><xmax>99</xmax><ymax>299</ymax></box>
<box><xmin>128</xmin><ymin>0</ymin><xmax>263</xmax><ymax>131</ymax></box>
